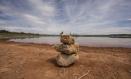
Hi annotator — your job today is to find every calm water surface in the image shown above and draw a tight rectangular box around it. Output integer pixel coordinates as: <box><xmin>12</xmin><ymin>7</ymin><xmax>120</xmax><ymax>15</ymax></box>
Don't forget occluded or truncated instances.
<box><xmin>10</xmin><ymin>37</ymin><xmax>131</xmax><ymax>48</ymax></box>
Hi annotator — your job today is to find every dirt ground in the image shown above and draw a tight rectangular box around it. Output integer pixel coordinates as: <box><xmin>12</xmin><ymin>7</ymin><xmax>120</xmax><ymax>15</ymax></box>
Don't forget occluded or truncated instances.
<box><xmin>0</xmin><ymin>41</ymin><xmax>131</xmax><ymax>79</ymax></box>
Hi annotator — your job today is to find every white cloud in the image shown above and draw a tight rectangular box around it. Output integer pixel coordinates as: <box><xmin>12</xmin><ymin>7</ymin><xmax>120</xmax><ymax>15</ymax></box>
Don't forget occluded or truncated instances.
<box><xmin>128</xmin><ymin>18</ymin><xmax>131</xmax><ymax>20</ymax></box>
<box><xmin>23</xmin><ymin>14</ymin><xmax>46</xmax><ymax>24</ymax></box>
<box><xmin>28</xmin><ymin>0</ymin><xmax>55</xmax><ymax>16</ymax></box>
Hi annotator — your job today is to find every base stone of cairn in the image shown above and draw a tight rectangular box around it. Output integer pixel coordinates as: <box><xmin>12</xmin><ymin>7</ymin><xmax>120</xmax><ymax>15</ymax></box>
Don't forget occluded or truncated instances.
<box><xmin>54</xmin><ymin>32</ymin><xmax>79</xmax><ymax>67</ymax></box>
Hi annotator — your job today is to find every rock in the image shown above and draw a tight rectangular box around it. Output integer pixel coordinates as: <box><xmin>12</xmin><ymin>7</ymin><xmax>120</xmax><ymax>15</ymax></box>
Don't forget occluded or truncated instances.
<box><xmin>54</xmin><ymin>32</ymin><xmax>79</xmax><ymax>67</ymax></box>
<box><xmin>56</xmin><ymin>44</ymin><xmax>79</xmax><ymax>55</ymax></box>
<box><xmin>56</xmin><ymin>53</ymin><xmax>79</xmax><ymax>66</ymax></box>
<box><xmin>60</xmin><ymin>35</ymin><xmax>75</xmax><ymax>45</ymax></box>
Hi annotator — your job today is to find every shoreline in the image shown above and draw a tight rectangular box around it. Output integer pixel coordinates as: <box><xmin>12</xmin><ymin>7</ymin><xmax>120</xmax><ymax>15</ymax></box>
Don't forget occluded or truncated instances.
<box><xmin>1</xmin><ymin>40</ymin><xmax>131</xmax><ymax>49</ymax></box>
<box><xmin>0</xmin><ymin>40</ymin><xmax>131</xmax><ymax>79</ymax></box>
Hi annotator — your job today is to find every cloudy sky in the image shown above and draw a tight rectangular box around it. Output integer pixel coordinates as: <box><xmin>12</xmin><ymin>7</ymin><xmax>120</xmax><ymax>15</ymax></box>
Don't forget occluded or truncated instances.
<box><xmin>0</xmin><ymin>0</ymin><xmax>131</xmax><ymax>34</ymax></box>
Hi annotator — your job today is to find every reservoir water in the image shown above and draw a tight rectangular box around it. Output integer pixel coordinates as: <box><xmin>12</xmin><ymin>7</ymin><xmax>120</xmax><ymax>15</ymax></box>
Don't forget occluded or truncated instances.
<box><xmin>10</xmin><ymin>37</ymin><xmax>131</xmax><ymax>48</ymax></box>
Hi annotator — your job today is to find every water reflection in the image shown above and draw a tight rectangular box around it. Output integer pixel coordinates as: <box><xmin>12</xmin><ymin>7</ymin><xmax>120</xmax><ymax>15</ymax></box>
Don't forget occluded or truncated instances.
<box><xmin>10</xmin><ymin>37</ymin><xmax>131</xmax><ymax>48</ymax></box>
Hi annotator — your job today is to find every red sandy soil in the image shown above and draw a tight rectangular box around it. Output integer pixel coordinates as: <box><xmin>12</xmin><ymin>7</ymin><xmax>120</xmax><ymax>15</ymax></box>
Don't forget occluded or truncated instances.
<box><xmin>0</xmin><ymin>41</ymin><xmax>131</xmax><ymax>79</ymax></box>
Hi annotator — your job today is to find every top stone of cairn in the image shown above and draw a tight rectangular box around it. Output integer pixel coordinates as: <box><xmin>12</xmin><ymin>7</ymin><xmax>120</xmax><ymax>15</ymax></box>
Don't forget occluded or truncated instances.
<box><xmin>60</xmin><ymin>32</ymin><xmax>75</xmax><ymax>45</ymax></box>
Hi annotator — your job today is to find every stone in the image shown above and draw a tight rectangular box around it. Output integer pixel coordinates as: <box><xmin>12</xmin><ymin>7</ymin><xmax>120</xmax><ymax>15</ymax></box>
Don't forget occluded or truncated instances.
<box><xmin>55</xmin><ymin>44</ymin><xmax>79</xmax><ymax>55</ymax></box>
<box><xmin>56</xmin><ymin>53</ymin><xmax>79</xmax><ymax>66</ymax></box>
<box><xmin>54</xmin><ymin>32</ymin><xmax>79</xmax><ymax>67</ymax></box>
<box><xmin>60</xmin><ymin>35</ymin><xmax>75</xmax><ymax>45</ymax></box>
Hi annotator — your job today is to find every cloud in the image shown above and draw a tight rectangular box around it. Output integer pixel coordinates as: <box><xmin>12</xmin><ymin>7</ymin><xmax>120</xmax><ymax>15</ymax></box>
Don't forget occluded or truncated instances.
<box><xmin>28</xmin><ymin>0</ymin><xmax>55</xmax><ymax>16</ymax></box>
<box><xmin>23</xmin><ymin>14</ymin><xmax>46</xmax><ymax>25</ymax></box>
<box><xmin>128</xmin><ymin>18</ymin><xmax>131</xmax><ymax>21</ymax></box>
<box><xmin>0</xmin><ymin>0</ymin><xmax>131</xmax><ymax>34</ymax></box>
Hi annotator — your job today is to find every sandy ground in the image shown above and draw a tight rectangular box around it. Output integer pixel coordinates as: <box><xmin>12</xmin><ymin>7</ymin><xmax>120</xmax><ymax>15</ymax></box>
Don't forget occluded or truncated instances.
<box><xmin>0</xmin><ymin>41</ymin><xmax>131</xmax><ymax>79</ymax></box>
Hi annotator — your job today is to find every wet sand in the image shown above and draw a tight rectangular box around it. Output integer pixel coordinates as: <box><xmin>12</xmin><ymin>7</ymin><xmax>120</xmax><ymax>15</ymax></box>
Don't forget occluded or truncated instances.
<box><xmin>0</xmin><ymin>41</ymin><xmax>131</xmax><ymax>79</ymax></box>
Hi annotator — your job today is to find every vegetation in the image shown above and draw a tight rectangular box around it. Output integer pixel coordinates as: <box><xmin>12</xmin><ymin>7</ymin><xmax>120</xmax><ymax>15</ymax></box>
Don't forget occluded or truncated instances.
<box><xmin>109</xmin><ymin>34</ymin><xmax>131</xmax><ymax>38</ymax></box>
<box><xmin>0</xmin><ymin>30</ymin><xmax>40</xmax><ymax>40</ymax></box>
<box><xmin>0</xmin><ymin>30</ymin><xmax>131</xmax><ymax>40</ymax></box>
<box><xmin>73</xmin><ymin>34</ymin><xmax>131</xmax><ymax>38</ymax></box>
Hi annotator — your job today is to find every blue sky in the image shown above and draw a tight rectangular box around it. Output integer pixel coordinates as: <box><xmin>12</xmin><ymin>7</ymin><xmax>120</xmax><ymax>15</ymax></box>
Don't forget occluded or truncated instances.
<box><xmin>0</xmin><ymin>0</ymin><xmax>131</xmax><ymax>34</ymax></box>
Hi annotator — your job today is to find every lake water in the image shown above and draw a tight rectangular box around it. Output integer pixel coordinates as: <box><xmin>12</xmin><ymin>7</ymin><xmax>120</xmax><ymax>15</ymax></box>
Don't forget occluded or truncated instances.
<box><xmin>9</xmin><ymin>37</ymin><xmax>131</xmax><ymax>48</ymax></box>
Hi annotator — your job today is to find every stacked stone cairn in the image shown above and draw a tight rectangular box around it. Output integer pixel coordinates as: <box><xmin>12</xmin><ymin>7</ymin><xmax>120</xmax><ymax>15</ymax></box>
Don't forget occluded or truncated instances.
<box><xmin>54</xmin><ymin>32</ymin><xmax>79</xmax><ymax>67</ymax></box>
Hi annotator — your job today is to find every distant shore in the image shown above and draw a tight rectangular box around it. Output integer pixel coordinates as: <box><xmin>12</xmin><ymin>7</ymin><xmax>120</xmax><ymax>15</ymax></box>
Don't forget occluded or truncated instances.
<box><xmin>1</xmin><ymin>30</ymin><xmax>131</xmax><ymax>39</ymax></box>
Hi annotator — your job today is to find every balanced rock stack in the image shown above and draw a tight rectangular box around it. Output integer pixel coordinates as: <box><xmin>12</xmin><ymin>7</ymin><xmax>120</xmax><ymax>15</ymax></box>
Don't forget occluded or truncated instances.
<box><xmin>54</xmin><ymin>32</ymin><xmax>79</xmax><ymax>67</ymax></box>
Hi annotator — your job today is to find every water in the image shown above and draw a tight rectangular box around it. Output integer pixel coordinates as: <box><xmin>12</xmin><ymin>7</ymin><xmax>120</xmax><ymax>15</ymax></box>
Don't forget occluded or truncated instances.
<box><xmin>9</xmin><ymin>36</ymin><xmax>131</xmax><ymax>48</ymax></box>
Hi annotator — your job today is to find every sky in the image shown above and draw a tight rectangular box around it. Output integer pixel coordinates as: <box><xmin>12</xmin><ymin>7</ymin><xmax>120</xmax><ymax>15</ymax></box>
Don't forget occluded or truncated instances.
<box><xmin>0</xmin><ymin>0</ymin><xmax>131</xmax><ymax>34</ymax></box>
